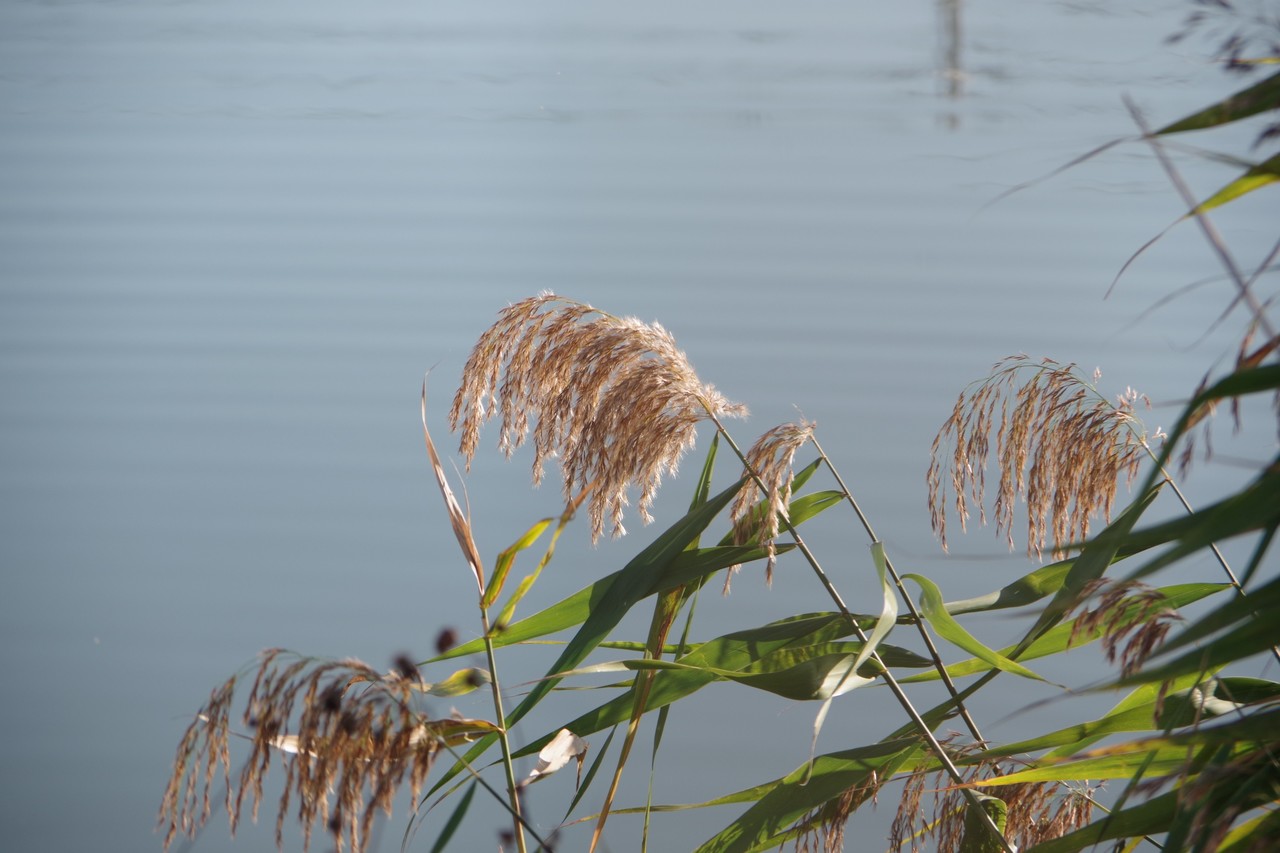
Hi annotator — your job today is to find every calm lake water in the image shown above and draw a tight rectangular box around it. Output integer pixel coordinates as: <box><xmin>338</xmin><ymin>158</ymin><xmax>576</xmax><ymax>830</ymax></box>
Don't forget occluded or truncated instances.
<box><xmin>1</xmin><ymin>1</ymin><xmax>1276</xmax><ymax>851</ymax></box>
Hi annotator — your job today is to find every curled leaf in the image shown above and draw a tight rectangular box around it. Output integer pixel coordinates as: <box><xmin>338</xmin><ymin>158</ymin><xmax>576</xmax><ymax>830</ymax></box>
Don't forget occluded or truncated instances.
<box><xmin>525</xmin><ymin>729</ymin><xmax>588</xmax><ymax>784</ymax></box>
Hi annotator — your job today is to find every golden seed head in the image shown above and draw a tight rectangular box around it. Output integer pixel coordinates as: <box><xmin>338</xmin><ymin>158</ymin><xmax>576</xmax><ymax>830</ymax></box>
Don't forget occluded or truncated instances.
<box><xmin>449</xmin><ymin>293</ymin><xmax>747</xmax><ymax>541</ymax></box>
<box><xmin>727</xmin><ymin>419</ymin><xmax>816</xmax><ymax>588</ymax></box>
<box><xmin>927</xmin><ymin>356</ymin><xmax>1152</xmax><ymax>559</ymax></box>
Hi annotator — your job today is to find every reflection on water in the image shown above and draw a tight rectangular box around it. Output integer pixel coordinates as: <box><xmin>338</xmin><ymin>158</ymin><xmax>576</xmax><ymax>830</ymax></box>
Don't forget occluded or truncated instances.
<box><xmin>0</xmin><ymin>2</ymin><xmax>1274</xmax><ymax>850</ymax></box>
<box><xmin>938</xmin><ymin>0</ymin><xmax>964</xmax><ymax>124</ymax></box>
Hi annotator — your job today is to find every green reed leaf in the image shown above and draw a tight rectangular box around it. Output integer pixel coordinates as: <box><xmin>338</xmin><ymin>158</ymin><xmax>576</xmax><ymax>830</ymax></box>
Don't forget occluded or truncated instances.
<box><xmin>1156</xmin><ymin>70</ymin><xmax>1280</xmax><ymax>134</ymax></box>
<box><xmin>512</xmin><ymin>612</ymin><xmax>882</xmax><ymax>760</ymax></box>
<box><xmin>1189</xmin><ymin>152</ymin><xmax>1280</xmax><ymax>214</ymax></box>
<box><xmin>428</xmin><ymin>781</ymin><xmax>475</xmax><ymax>853</ymax></box>
<box><xmin>904</xmin><ymin>573</ymin><xmax>1050</xmax><ymax>683</ymax></box>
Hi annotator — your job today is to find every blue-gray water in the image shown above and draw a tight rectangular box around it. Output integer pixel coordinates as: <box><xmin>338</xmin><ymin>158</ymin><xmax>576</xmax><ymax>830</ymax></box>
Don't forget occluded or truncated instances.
<box><xmin>2</xmin><ymin>2</ymin><xmax>1276</xmax><ymax>851</ymax></box>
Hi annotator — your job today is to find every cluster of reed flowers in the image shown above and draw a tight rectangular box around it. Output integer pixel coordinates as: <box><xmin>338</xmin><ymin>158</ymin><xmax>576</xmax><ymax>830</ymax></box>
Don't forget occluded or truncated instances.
<box><xmin>450</xmin><ymin>292</ymin><xmax>747</xmax><ymax>542</ymax></box>
<box><xmin>158</xmin><ymin>650</ymin><xmax>454</xmax><ymax>853</ymax></box>
<box><xmin>794</xmin><ymin>778</ymin><xmax>877</xmax><ymax>853</ymax></box>
<box><xmin>1067</xmin><ymin>579</ymin><xmax>1183</xmax><ymax>678</ymax></box>
<box><xmin>728</xmin><ymin>418</ymin><xmax>816</xmax><ymax>587</ymax></box>
<box><xmin>889</xmin><ymin>740</ymin><xmax>1096</xmax><ymax>853</ymax></box>
<box><xmin>927</xmin><ymin>355</ymin><xmax>1154</xmax><ymax>558</ymax></box>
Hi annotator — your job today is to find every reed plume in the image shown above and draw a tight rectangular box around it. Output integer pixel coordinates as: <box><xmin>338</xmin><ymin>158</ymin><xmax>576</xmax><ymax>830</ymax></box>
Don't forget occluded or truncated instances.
<box><xmin>159</xmin><ymin>650</ymin><xmax>470</xmax><ymax>853</ymax></box>
<box><xmin>793</xmin><ymin>777</ymin><xmax>877</xmax><ymax>853</ymax></box>
<box><xmin>889</xmin><ymin>740</ymin><xmax>1096</xmax><ymax>852</ymax></box>
<box><xmin>450</xmin><ymin>293</ymin><xmax>747</xmax><ymax>541</ymax></box>
<box><xmin>928</xmin><ymin>355</ymin><xmax>1154</xmax><ymax>558</ymax></box>
<box><xmin>728</xmin><ymin>419</ymin><xmax>816</xmax><ymax>587</ymax></box>
<box><xmin>1067</xmin><ymin>579</ymin><xmax>1183</xmax><ymax>678</ymax></box>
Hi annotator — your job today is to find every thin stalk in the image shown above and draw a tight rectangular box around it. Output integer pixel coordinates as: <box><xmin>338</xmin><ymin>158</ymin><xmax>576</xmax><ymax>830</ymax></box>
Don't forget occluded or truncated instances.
<box><xmin>707</xmin><ymin>412</ymin><xmax>1017</xmax><ymax>853</ymax></box>
<box><xmin>1122</xmin><ymin>96</ymin><xmax>1275</xmax><ymax>340</ymax></box>
<box><xmin>810</xmin><ymin>436</ymin><xmax>987</xmax><ymax>745</ymax></box>
<box><xmin>480</xmin><ymin>606</ymin><xmax>527</xmax><ymax>853</ymax></box>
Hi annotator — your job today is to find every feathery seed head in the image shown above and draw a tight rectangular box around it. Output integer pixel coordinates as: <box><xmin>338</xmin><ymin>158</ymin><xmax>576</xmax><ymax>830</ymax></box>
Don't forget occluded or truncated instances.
<box><xmin>890</xmin><ymin>737</ymin><xmax>1096</xmax><ymax>852</ymax></box>
<box><xmin>159</xmin><ymin>651</ymin><xmax>460</xmax><ymax>853</ymax></box>
<box><xmin>927</xmin><ymin>356</ymin><xmax>1153</xmax><ymax>559</ymax></box>
<box><xmin>728</xmin><ymin>419</ymin><xmax>816</xmax><ymax>588</ymax></box>
<box><xmin>1066</xmin><ymin>579</ymin><xmax>1183</xmax><ymax>678</ymax></box>
<box><xmin>450</xmin><ymin>293</ymin><xmax>747</xmax><ymax>541</ymax></box>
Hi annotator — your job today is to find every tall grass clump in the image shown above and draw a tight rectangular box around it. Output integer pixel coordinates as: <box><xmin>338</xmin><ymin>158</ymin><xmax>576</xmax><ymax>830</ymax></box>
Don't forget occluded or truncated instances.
<box><xmin>161</xmin><ymin>12</ymin><xmax>1280</xmax><ymax>852</ymax></box>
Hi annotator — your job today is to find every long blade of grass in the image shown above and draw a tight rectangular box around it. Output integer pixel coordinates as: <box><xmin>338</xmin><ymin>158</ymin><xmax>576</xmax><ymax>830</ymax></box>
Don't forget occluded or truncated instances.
<box><xmin>968</xmin><ymin>671</ymin><xmax>1214</xmax><ymax>762</ymax></box>
<box><xmin>1156</xmin><ymin>69</ymin><xmax>1280</xmax><ymax>134</ymax></box>
<box><xmin>427</xmin><ymin>782</ymin><xmax>476</xmax><ymax>853</ymax></box>
<box><xmin>1189</xmin><ymin>152</ymin><xmax>1280</xmax><ymax>215</ymax></box>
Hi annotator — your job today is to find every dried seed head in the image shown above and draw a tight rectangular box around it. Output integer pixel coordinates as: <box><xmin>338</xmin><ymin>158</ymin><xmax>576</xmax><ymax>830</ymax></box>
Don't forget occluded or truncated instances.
<box><xmin>1066</xmin><ymin>579</ymin><xmax>1183</xmax><ymax>678</ymax></box>
<box><xmin>450</xmin><ymin>293</ymin><xmax>747</xmax><ymax>541</ymax></box>
<box><xmin>890</xmin><ymin>736</ymin><xmax>1096</xmax><ymax>852</ymax></box>
<box><xmin>158</xmin><ymin>652</ymin><xmax>456</xmax><ymax>853</ymax></box>
<box><xmin>793</xmin><ymin>782</ymin><xmax>867</xmax><ymax>853</ymax></box>
<box><xmin>727</xmin><ymin>419</ymin><xmax>816</xmax><ymax>588</ymax></box>
<box><xmin>927</xmin><ymin>356</ymin><xmax>1153</xmax><ymax>559</ymax></box>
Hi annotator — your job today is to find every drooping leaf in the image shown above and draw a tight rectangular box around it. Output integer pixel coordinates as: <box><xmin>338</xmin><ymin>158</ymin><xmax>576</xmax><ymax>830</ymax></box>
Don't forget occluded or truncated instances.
<box><xmin>904</xmin><ymin>574</ymin><xmax>1050</xmax><ymax>683</ymax></box>
<box><xmin>525</xmin><ymin>729</ymin><xmax>588</xmax><ymax>783</ymax></box>
<box><xmin>854</xmin><ymin>542</ymin><xmax>899</xmax><ymax>673</ymax></box>
<box><xmin>936</xmin><ymin>559</ymin><xmax>1076</xmax><ymax>617</ymax></box>
<box><xmin>416</xmin><ymin>667</ymin><xmax>491</xmax><ymax>698</ymax></box>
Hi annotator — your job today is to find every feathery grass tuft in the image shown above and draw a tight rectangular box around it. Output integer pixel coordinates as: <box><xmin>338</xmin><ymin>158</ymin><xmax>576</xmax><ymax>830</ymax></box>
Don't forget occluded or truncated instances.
<box><xmin>729</xmin><ymin>419</ymin><xmax>816</xmax><ymax>587</ymax></box>
<box><xmin>450</xmin><ymin>292</ymin><xmax>747</xmax><ymax>541</ymax></box>
<box><xmin>1067</xmin><ymin>579</ymin><xmax>1183</xmax><ymax>678</ymax></box>
<box><xmin>928</xmin><ymin>355</ymin><xmax>1154</xmax><ymax>558</ymax></box>
<box><xmin>889</xmin><ymin>740</ymin><xmax>1096</xmax><ymax>852</ymax></box>
<box><xmin>159</xmin><ymin>650</ymin><xmax>459</xmax><ymax>853</ymax></box>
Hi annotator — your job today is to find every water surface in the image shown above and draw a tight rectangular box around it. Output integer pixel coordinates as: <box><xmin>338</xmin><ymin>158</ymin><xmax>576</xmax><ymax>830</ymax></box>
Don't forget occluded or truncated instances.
<box><xmin>1</xmin><ymin>2</ymin><xmax>1276</xmax><ymax>850</ymax></box>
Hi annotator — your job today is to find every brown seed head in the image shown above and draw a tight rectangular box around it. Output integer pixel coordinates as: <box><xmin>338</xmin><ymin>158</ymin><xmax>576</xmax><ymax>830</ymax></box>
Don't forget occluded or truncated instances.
<box><xmin>158</xmin><ymin>652</ymin><xmax>445</xmax><ymax>853</ymax></box>
<box><xmin>450</xmin><ymin>293</ymin><xmax>747</xmax><ymax>541</ymax></box>
<box><xmin>727</xmin><ymin>419</ymin><xmax>816</xmax><ymax>588</ymax></box>
<box><xmin>928</xmin><ymin>356</ymin><xmax>1153</xmax><ymax>559</ymax></box>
